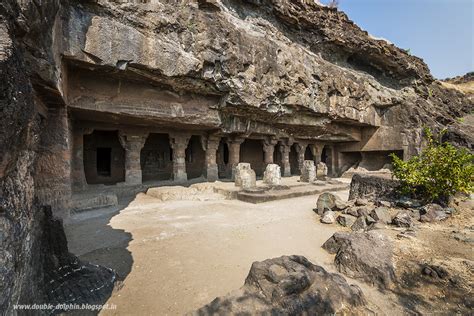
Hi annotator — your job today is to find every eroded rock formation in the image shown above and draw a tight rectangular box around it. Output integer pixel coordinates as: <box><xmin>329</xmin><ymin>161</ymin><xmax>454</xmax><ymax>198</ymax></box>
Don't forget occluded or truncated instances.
<box><xmin>194</xmin><ymin>255</ymin><xmax>368</xmax><ymax>315</ymax></box>
<box><xmin>1</xmin><ymin>0</ymin><xmax>473</xmax><ymax>312</ymax></box>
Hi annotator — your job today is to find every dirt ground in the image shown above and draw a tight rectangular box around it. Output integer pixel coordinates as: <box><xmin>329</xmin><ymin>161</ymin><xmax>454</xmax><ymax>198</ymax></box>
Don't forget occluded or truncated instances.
<box><xmin>65</xmin><ymin>182</ymin><xmax>472</xmax><ymax>315</ymax></box>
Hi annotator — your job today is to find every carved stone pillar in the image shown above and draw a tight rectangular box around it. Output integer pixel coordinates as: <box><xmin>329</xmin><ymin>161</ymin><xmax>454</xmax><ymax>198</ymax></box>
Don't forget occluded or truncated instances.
<box><xmin>262</xmin><ymin>137</ymin><xmax>278</xmax><ymax>165</ymax></box>
<box><xmin>203</xmin><ymin>136</ymin><xmax>220</xmax><ymax>182</ymax></box>
<box><xmin>119</xmin><ymin>131</ymin><xmax>148</xmax><ymax>185</ymax></box>
<box><xmin>169</xmin><ymin>133</ymin><xmax>191</xmax><ymax>182</ymax></box>
<box><xmin>294</xmin><ymin>142</ymin><xmax>307</xmax><ymax>174</ymax></box>
<box><xmin>279</xmin><ymin>140</ymin><xmax>292</xmax><ymax>177</ymax></box>
<box><xmin>310</xmin><ymin>143</ymin><xmax>324</xmax><ymax>164</ymax></box>
<box><xmin>226</xmin><ymin>137</ymin><xmax>244</xmax><ymax>179</ymax></box>
<box><xmin>72</xmin><ymin>127</ymin><xmax>93</xmax><ymax>190</ymax></box>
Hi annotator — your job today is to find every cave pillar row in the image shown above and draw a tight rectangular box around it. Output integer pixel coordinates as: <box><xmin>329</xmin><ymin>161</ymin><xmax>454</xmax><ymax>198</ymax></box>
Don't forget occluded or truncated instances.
<box><xmin>263</xmin><ymin>137</ymin><xmax>278</xmax><ymax>165</ymax></box>
<box><xmin>203</xmin><ymin>135</ymin><xmax>220</xmax><ymax>182</ymax></box>
<box><xmin>169</xmin><ymin>133</ymin><xmax>191</xmax><ymax>182</ymax></box>
<box><xmin>119</xmin><ymin>131</ymin><xmax>149</xmax><ymax>185</ymax></box>
<box><xmin>295</xmin><ymin>142</ymin><xmax>307</xmax><ymax>173</ymax></box>
<box><xmin>71</xmin><ymin>127</ymin><xmax>93</xmax><ymax>190</ymax></box>
<box><xmin>226</xmin><ymin>137</ymin><xmax>245</xmax><ymax>180</ymax></box>
<box><xmin>279</xmin><ymin>139</ymin><xmax>293</xmax><ymax>177</ymax></box>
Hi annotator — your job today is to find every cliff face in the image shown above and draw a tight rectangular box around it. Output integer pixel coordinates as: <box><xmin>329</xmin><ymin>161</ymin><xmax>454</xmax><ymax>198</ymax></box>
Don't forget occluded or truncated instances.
<box><xmin>0</xmin><ymin>0</ymin><xmax>472</xmax><ymax>312</ymax></box>
<box><xmin>62</xmin><ymin>0</ymin><xmax>471</xmax><ymax>150</ymax></box>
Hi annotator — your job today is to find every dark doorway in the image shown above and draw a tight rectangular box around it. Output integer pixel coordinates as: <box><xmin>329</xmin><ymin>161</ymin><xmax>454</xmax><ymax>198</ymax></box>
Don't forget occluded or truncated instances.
<box><xmin>304</xmin><ymin>146</ymin><xmax>314</xmax><ymax>161</ymax></box>
<box><xmin>96</xmin><ymin>148</ymin><xmax>112</xmax><ymax>176</ymax></box>
<box><xmin>322</xmin><ymin>145</ymin><xmax>333</xmax><ymax>176</ymax></box>
<box><xmin>217</xmin><ymin>139</ymin><xmax>229</xmax><ymax>179</ymax></box>
<box><xmin>186</xmin><ymin>135</ymin><xmax>206</xmax><ymax>179</ymax></box>
<box><xmin>290</xmin><ymin>144</ymin><xmax>299</xmax><ymax>175</ymax></box>
<box><xmin>240</xmin><ymin>139</ymin><xmax>265</xmax><ymax>177</ymax></box>
<box><xmin>84</xmin><ymin>130</ymin><xmax>125</xmax><ymax>185</ymax></box>
<box><xmin>140</xmin><ymin>133</ymin><xmax>172</xmax><ymax>182</ymax></box>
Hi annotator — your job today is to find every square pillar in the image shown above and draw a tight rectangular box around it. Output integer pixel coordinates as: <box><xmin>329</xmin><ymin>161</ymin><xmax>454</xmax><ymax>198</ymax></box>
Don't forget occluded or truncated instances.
<box><xmin>72</xmin><ymin>127</ymin><xmax>93</xmax><ymax>190</ymax></box>
<box><xmin>204</xmin><ymin>136</ymin><xmax>220</xmax><ymax>182</ymax></box>
<box><xmin>226</xmin><ymin>137</ymin><xmax>244</xmax><ymax>179</ymax></box>
<box><xmin>119</xmin><ymin>132</ymin><xmax>148</xmax><ymax>185</ymax></box>
<box><xmin>294</xmin><ymin>142</ymin><xmax>307</xmax><ymax>174</ymax></box>
<box><xmin>169</xmin><ymin>133</ymin><xmax>191</xmax><ymax>182</ymax></box>
<box><xmin>279</xmin><ymin>141</ymin><xmax>292</xmax><ymax>177</ymax></box>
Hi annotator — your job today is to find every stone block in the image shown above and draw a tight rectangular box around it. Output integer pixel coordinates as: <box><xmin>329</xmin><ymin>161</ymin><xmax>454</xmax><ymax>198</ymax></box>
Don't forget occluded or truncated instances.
<box><xmin>263</xmin><ymin>164</ymin><xmax>281</xmax><ymax>186</ymax></box>
<box><xmin>316</xmin><ymin>162</ymin><xmax>328</xmax><ymax>180</ymax></box>
<box><xmin>300</xmin><ymin>160</ymin><xmax>316</xmax><ymax>182</ymax></box>
<box><xmin>235</xmin><ymin>163</ymin><xmax>256</xmax><ymax>189</ymax></box>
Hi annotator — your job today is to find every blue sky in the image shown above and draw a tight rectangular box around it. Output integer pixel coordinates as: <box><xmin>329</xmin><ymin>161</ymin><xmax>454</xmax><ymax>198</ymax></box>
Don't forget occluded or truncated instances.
<box><xmin>324</xmin><ymin>0</ymin><xmax>473</xmax><ymax>79</ymax></box>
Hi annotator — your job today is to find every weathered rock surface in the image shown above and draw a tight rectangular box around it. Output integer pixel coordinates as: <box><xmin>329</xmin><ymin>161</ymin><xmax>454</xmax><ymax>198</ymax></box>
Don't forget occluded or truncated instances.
<box><xmin>337</xmin><ymin>214</ymin><xmax>357</xmax><ymax>227</ymax></box>
<box><xmin>392</xmin><ymin>211</ymin><xmax>413</xmax><ymax>228</ymax></box>
<box><xmin>322</xmin><ymin>231</ymin><xmax>396</xmax><ymax>289</ymax></box>
<box><xmin>349</xmin><ymin>174</ymin><xmax>400</xmax><ymax>200</ymax></box>
<box><xmin>1</xmin><ymin>0</ymin><xmax>473</xmax><ymax>311</ymax></box>
<box><xmin>263</xmin><ymin>163</ymin><xmax>281</xmax><ymax>186</ymax></box>
<box><xmin>321</xmin><ymin>210</ymin><xmax>337</xmax><ymax>224</ymax></box>
<box><xmin>194</xmin><ymin>255</ymin><xmax>368</xmax><ymax>315</ymax></box>
<box><xmin>315</xmin><ymin>192</ymin><xmax>337</xmax><ymax>215</ymax></box>
<box><xmin>300</xmin><ymin>160</ymin><xmax>316</xmax><ymax>183</ymax></box>
<box><xmin>420</xmin><ymin>203</ymin><xmax>448</xmax><ymax>222</ymax></box>
<box><xmin>316</xmin><ymin>162</ymin><xmax>328</xmax><ymax>180</ymax></box>
<box><xmin>371</xmin><ymin>207</ymin><xmax>393</xmax><ymax>224</ymax></box>
<box><xmin>234</xmin><ymin>163</ymin><xmax>257</xmax><ymax>189</ymax></box>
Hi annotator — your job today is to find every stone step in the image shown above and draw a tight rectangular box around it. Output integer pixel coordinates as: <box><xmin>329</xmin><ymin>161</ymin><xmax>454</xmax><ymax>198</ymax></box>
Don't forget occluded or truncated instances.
<box><xmin>71</xmin><ymin>193</ymin><xmax>118</xmax><ymax>213</ymax></box>
<box><xmin>236</xmin><ymin>184</ymin><xmax>349</xmax><ymax>204</ymax></box>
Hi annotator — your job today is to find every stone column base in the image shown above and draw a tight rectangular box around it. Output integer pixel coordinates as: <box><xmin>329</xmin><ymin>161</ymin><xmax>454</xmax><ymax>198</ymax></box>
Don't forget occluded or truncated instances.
<box><xmin>206</xmin><ymin>165</ymin><xmax>219</xmax><ymax>182</ymax></box>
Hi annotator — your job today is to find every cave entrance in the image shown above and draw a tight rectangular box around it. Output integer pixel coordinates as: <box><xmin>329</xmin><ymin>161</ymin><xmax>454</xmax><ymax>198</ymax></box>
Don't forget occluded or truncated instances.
<box><xmin>217</xmin><ymin>139</ymin><xmax>229</xmax><ymax>179</ymax></box>
<box><xmin>290</xmin><ymin>144</ymin><xmax>299</xmax><ymax>175</ymax></box>
<box><xmin>96</xmin><ymin>148</ymin><xmax>112</xmax><ymax>177</ymax></box>
<box><xmin>140</xmin><ymin>133</ymin><xmax>172</xmax><ymax>182</ymax></box>
<box><xmin>321</xmin><ymin>145</ymin><xmax>333</xmax><ymax>176</ymax></box>
<box><xmin>240</xmin><ymin>139</ymin><xmax>265</xmax><ymax>177</ymax></box>
<box><xmin>304</xmin><ymin>146</ymin><xmax>314</xmax><ymax>162</ymax></box>
<box><xmin>84</xmin><ymin>130</ymin><xmax>125</xmax><ymax>185</ymax></box>
<box><xmin>185</xmin><ymin>135</ymin><xmax>206</xmax><ymax>179</ymax></box>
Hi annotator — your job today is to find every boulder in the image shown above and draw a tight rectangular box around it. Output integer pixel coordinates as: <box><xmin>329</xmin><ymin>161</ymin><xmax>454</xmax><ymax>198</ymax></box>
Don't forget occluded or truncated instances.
<box><xmin>194</xmin><ymin>255</ymin><xmax>368</xmax><ymax>315</ymax></box>
<box><xmin>371</xmin><ymin>207</ymin><xmax>392</xmax><ymax>224</ymax></box>
<box><xmin>337</xmin><ymin>214</ymin><xmax>357</xmax><ymax>227</ymax></box>
<box><xmin>355</xmin><ymin>198</ymin><xmax>368</xmax><ymax>206</ymax></box>
<box><xmin>395</xmin><ymin>196</ymin><xmax>422</xmax><ymax>209</ymax></box>
<box><xmin>356</xmin><ymin>207</ymin><xmax>370</xmax><ymax>217</ymax></box>
<box><xmin>334</xmin><ymin>198</ymin><xmax>348</xmax><ymax>210</ymax></box>
<box><xmin>234</xmin><ymin>163</ymin><xmax>256</xmax><ymax>189</ymax></box>
<box><xmin>300</xmin><ymin>160</ymin><xmax>316</xmax><ymax>182</ymax></box>
<box><xmin>392</xmin><ymin>211</ymin><xmax>413</xmax><ymax>228</ymax></box>
<box><xmin>263</xmin><ymin>164</ymin><xmax>281</xmax><ymax>186</ymax></box>
<box><xmin>420</xmin><ymin>203</ymin><xmax>448</xmax><ymax>222</ymax></box>
<box><xmin>321</xmin><ymin>210</ymin><xmax>337</xmax><ymax>224</ymax></box>
<box><xmin>351</xmin><ymin>216</ymin><xmax>368</xmax><ymax>231</ymax></box>
<box><xmin>322</xmin><ymin>231</ymin><xmax>396</xmax><ymax>289</ymax></box>
<box><xmin>344</xmin><ymin>207</ymin><xmax>360</xmax><ymax>217</ymax></box>
<box><xmin>349</xmin><ymin>174</ymin><xmax>400</xmax><ymax>200</ymax></box>
<box><xmin>315</xmin><ymin>192</ymin><xmax>337</xmax><ymax>215</ymax></box>
<box><xmin>316</xmin><ymin>162</ymin><xmax>328</xmax><ymax>180</ymax></box>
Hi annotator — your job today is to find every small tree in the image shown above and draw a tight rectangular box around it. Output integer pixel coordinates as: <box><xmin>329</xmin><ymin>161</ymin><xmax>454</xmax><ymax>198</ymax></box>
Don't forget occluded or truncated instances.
<box><xmin>390</xmin><ymin>128</ymin><xmax>473</xmax><ymax>203</ymax></box>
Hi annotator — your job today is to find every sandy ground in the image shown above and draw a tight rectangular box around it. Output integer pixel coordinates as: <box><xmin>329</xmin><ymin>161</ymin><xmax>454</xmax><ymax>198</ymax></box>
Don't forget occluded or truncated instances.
<box><xmin>65</xmin><ymin>184</ymin><xmax>405</xmax><ymax>315</ymax></box>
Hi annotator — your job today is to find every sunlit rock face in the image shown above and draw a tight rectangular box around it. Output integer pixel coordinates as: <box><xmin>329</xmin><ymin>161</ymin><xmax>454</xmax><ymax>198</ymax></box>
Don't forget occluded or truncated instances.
<box><xmin>1</xmin><ymin>0</ymin><xmax>472</xmax><ymax>313</ymax></box>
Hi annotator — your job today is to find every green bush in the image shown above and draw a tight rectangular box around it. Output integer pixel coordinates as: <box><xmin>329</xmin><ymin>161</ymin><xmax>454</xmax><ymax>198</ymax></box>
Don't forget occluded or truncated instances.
<box><xmin>390</xmin><ymin>128</ymin><xmax>474</xmax><ymax>203</ymax></box>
